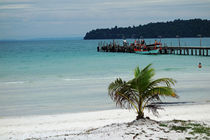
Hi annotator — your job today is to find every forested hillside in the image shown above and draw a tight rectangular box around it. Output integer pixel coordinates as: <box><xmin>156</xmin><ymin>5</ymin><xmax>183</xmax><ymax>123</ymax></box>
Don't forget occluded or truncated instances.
<box><xmin>84</xmin><ymin>19</ymin><xmax>210</xmax><ymax>39</ymax></box>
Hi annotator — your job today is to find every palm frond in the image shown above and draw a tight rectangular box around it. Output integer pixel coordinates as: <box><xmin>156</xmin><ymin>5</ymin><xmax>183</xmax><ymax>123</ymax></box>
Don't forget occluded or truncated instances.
<box><xmin>149</xmin><ymin>86</ymin><xmax>178</xmax><ymax>98</ymax></box>
<box><xmin>134</xmin><ymin>66</ymin><xmax>140</xmax><ymax>78</ymax></box>
<box><xmin>142</xmin><ymin>94</ymin><xmax>161</xmax><ymax>111</ymax></box>
<box><xmin>149</xmin><ymin>78</ymin><xmax>176</xmax><ymax>87</ymax></box>
<box><xmin>146</xmin><ymin>103</ymin><xmax>163</xmax><ymax>117</ymax></box>
<box><xmin>108</xmin><ymin>78</ymin><xmax>139</xmax><ymax>111</ymax></box>
<box><xmin>108</xmin><ymin>78</ymin><xmax>125</xmax><ymax>99</ymax></box>
<box><xmin>134</xmin><ymin>64</ymin><xmax>155</xmax><ymax>93</ymax></box>
<box><xmin>143</xmin><ymin>78</ymin><xmax>176</xmax><ymax>96</ymax></box>
<box><xmin>141</xmin><ymin>63</ymin><xmax>152</xmax><ymax>73</ymax></box>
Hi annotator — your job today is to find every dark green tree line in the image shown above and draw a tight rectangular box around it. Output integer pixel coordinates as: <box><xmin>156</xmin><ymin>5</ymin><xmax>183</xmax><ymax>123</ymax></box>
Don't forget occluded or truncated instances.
<box><xmin>84</xmin><ymin>19</ymin><xmax>210</xmax><ymax>40</ymax></box>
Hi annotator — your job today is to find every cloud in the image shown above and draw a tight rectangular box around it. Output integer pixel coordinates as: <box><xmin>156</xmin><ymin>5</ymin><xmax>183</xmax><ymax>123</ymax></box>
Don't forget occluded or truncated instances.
<box><xmin>0</xmin><ymin>4</ymin><xmax>32</xmax><ymax>10</ymax></box>
<box><xmin>0</xmin><ymin>0</ymin><xmax>210</xmax><ymax>39</ymax></box>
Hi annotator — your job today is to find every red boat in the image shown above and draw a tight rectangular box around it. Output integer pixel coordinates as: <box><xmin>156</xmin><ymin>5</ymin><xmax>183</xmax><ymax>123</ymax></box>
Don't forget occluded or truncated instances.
<box><xmin>133</xmin><ymin>41</ymin><xmax>162</xmax><ymax>54</ymax></box>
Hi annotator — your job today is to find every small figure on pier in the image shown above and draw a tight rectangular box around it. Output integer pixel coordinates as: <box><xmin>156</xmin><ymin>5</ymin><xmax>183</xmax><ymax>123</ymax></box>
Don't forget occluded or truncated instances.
<box><xmin>141</xmin><ymin>39</ymin><xmax>145</xmax><ymax>45</ymax></box>
<box><xmin>123</xmin><ymin>39</ymin><xmax>127</xmax><ymax>46</ymax></box>
<box><xmin>154</xmin><ymin>40</ymin><xmax>157</xmax><ymax>48</ymax></box>
<box><xmin>198</xmin><ymin>62</ymin><xmax>202</xmax><ymax>68</ymax></box>
<box><xmin>137</xmin><ymin>39</ymin><xmax>140</xmax><ymax>44</ymax></box>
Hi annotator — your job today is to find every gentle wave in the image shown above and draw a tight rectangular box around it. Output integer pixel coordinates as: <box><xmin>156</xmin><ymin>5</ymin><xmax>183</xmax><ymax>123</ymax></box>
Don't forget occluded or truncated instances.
<box><xmin>62</xmin><ymin>76</ymin><xmax>129</xmax><ymax>81</ymax></box>
<box><xmin>3</xmin><ymin>81</ymin><xmax>26</xmax><ymax>84</ymax></box>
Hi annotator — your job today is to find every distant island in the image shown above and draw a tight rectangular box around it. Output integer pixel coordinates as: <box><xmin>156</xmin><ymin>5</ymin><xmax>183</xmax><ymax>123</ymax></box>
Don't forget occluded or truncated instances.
<box><xmin>84</xmin><ymin>19</ymin><xmax>210</xmax><ymax>40</ymax></box>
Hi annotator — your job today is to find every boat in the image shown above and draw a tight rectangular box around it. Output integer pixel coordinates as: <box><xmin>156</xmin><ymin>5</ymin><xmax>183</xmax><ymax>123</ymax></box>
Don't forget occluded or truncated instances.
<box><xmin>133</xmin><ymin>41</ymin><xmax>162</xmax><ymax>55</ymax></box>
<box><xmin>134</xmin><ymin>48</ymin><xmax>160</xmax><ymax>54</ymax></box>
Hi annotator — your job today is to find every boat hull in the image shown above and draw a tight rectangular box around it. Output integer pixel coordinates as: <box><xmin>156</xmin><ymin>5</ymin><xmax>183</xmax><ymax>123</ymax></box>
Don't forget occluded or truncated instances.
<box><xmin>135</xmin><ymin>49</ymin><xmax>159</xmax><ymax>54</ymax></box>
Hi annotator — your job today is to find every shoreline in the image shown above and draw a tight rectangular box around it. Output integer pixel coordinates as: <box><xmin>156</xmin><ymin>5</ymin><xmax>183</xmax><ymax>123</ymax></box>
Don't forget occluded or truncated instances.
<box><xmin>0</xmin><ymin>102</ymin><xmax>210</xmax><ymax>139</ymax></box>
<box><xmin>0</xmin><ymin>100</ymin><xmax>208</xmax><ymax>118</ymax></box>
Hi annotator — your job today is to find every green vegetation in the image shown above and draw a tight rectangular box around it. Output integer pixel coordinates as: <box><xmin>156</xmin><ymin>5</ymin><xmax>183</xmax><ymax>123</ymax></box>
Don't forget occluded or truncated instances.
<box><xmin>171</xmin><ymin>126</ymin><xmax>192</xmax><ymax>132</ymax></box>
<box><xmin>188</xmin><ymin>123</ymin><xmax>203</xmax><ymax>127</ymax></box>
<box><xmin>173</xmin><ymin>119</ymin><xmax>188</xmax><ymax>124</ymax></box>
<box><xmin>168</xmin><ymin>120</ymin><xmax>210</xmax><ymax>137</ymax></box>
<box><xmin>108</xmin><ymin>64</ymin><xmax>178</xmax><ymax>120</ymax></box>
<box><xmin>86</xmin><ymin>128</ymin><xmax>98</xmax><ymax>134</ymax></box>
<box><xmin>84</xmin><ymin>19</ymin><xmax>210</xmax><ymax>39</ymax></box>
<box><xmin>159</xmin><ymin>123</ymin><xmax>168</xmax><ymax>127</ymax></box>
<box><xmin>190</xmin><ymin>126</ymin><xmax>210</xmax><ymax>136</ymax></box>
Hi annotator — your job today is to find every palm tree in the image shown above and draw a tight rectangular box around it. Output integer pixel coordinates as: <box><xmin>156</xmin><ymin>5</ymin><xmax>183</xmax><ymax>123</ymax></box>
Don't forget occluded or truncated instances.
<box><xmin>108</xmin><ymin>64</ymin><xmax>178</xmax><ymax>120</ymax></box>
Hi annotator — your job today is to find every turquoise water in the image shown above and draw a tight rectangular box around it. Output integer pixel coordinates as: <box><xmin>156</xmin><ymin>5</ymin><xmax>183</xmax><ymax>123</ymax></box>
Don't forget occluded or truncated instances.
<box><xmin>0</xmin><ymin>38</ymin><xmax>210</xmax><ymax>117</ymax></box>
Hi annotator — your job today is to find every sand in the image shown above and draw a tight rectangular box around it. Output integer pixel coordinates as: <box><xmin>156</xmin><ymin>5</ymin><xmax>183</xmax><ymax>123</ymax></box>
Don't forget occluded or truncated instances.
<box><xmin>0</xmin><ymin>103</ymin><xmax>210</xmax><ymax>140</ymax></box>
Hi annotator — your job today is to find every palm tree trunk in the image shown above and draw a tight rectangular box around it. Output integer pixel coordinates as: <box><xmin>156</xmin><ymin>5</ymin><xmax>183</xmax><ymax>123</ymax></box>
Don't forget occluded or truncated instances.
<box><xmin>136</xmin><ymin>111</ymin><xmax>144</xmax><ymax>120</ymax></box>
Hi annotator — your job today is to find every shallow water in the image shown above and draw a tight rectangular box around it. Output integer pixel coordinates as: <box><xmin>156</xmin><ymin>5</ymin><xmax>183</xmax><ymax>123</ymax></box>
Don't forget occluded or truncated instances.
<box><xmin>0</xmin><ymin>38</ymin><xmax>210</xmax><ymax>117</ymax></box>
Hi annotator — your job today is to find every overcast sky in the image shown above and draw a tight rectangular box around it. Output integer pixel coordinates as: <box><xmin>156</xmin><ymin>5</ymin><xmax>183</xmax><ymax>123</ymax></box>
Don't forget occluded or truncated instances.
<box><xmin>0</xmin><ymin>0</ymin><xmax>210</xmax><ymax>40</ymax></box>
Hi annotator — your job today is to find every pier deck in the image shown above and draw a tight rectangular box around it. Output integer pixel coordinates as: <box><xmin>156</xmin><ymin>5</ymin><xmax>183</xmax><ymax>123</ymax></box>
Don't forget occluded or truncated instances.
<box><xmin>97</xmin><ymin>45</ymin><xmax>210</xmax><ymax>56</ymax></box>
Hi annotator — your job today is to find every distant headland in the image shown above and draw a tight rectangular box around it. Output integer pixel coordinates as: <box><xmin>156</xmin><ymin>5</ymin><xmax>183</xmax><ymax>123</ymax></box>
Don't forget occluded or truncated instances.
<box><xmin>84</xmin><ymin>19</ymin><xmax>210</xmax><ymax>40</ymax></box>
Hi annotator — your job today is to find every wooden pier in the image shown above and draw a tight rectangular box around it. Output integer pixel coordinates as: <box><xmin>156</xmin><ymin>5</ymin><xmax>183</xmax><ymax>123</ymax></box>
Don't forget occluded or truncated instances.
<box><xmin>97</xmin><ymin>45</ymin><xmax>210</xmax><ymax>56</ymax></box>
<box><xmin>159</xmin><ymin>47</ymin><xmax>210</xmax><ymax>56</ymax></box>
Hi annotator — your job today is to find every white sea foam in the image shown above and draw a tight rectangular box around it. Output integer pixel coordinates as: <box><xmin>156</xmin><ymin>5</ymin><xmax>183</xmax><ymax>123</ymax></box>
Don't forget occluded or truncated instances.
<box><xmin>62</xmin><ymin>76</ymin><xmax>125</xmax><ymax>81</ymax></box>
<box><xmin>3</xmin><ymin>81</ymin><xmax>25</xmax><ymax>84</ymax></box>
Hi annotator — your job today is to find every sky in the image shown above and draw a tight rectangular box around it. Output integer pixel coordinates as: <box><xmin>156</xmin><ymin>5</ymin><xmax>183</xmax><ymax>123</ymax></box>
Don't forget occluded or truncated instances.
<box><xmin>0</xmin><ymin>0</ymin><xmax>210</xmax><ymax>40</ymax></box>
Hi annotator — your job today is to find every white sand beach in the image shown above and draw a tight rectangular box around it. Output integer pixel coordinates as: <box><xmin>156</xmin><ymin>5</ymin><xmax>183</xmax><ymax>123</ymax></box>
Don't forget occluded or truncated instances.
<box><xmin>0</xmin><ymin>103</ymin><xmax>210</xmax><ymax>140</ymax></box>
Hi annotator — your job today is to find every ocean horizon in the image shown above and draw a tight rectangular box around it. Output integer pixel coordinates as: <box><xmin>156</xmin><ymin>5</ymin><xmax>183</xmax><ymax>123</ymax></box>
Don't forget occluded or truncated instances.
<box><xmin>0</xmin><ymin>38</ymin><xmax>210</xmax><ymax>117</ymax></box>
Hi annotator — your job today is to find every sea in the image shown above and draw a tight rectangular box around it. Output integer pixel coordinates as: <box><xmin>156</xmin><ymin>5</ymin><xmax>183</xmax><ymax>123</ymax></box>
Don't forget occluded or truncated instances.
<box><xmin>0</xmin><ymin>38</ymin><xmax>210</xmax><ymax>117</ymax></box>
